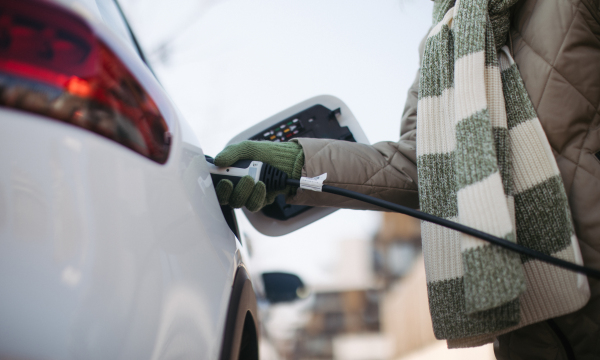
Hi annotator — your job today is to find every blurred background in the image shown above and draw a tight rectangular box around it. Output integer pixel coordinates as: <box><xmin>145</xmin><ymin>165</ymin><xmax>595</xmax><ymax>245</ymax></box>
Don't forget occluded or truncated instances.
<box><xmin>118</xmin><ymin>1</ymin><xmax>495</xmax><ymax>359</ymax></box>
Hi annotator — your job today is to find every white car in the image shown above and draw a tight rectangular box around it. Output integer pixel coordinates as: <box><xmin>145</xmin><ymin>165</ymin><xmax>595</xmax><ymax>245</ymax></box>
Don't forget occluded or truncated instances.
<box><xmin>0</xmin><ymin>0</ymin><xmax>263</xmax><ymax>358</ymax></box>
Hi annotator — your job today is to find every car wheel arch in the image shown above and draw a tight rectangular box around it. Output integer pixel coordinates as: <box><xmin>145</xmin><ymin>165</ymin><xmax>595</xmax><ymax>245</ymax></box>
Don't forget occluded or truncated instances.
<box><xmin>219</xmin><ymin>266</ymin><xmax>259</xmax><ymax>360</ymax></box>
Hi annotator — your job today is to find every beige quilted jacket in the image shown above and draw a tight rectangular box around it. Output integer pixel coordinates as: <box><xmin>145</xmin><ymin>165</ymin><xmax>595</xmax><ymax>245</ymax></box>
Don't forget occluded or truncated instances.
<box><xmin>289</xmin><ymin>1</ymin><xmax>600</xmax><ymax>358</ymax></box>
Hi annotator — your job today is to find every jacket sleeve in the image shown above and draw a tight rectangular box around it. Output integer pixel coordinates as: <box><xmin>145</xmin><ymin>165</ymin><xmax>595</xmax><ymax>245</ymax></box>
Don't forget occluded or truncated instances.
<box><xmin>288</xmin><ymin>61</ymin><xmax>422</xmax><ymax>211</ymax></box>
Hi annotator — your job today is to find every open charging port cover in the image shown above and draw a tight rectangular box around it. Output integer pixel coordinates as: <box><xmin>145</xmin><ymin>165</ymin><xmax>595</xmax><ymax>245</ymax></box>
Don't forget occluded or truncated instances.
<box><xmin>226</xmin><ymin>95</ymin><xmax>369</xmax><ymax>236</ymax></box>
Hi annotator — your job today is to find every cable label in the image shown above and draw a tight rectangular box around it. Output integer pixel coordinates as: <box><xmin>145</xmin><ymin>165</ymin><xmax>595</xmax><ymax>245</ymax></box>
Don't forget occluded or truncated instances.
<box><xmin>300</xmin><ymin>173</ymin><xmax>327</xmax><ymax>192</ymax></box>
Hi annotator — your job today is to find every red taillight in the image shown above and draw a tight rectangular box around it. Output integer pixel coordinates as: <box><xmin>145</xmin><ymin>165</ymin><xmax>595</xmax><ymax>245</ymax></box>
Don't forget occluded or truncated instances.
<box><xmin>0</xmin><ymin>0</ymin><xmax>170</xmax><ymax>163</ymax></box>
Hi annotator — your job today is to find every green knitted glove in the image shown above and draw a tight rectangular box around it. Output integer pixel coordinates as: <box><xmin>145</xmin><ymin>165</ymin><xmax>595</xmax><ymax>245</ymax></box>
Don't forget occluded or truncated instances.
<box><xmin>214</xmin><ymin>140</ymin><xmax>304</xmax><ymax>212</ymax></box>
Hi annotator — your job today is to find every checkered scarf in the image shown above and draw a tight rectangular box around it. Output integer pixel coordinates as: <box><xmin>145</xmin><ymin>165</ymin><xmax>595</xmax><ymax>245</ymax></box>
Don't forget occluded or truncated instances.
<box><xmin>416</xmin><ymin>0</ymin><xmax>590</xmax><ymax>347</ymax></box>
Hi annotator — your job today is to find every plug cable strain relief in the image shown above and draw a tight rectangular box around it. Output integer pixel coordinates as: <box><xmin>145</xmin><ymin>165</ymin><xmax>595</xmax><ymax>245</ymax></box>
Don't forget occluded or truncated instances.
<box><xmin>260</xmin><ymin>164</ymin><xmax>288</xmax><ymax>192</ymax></box>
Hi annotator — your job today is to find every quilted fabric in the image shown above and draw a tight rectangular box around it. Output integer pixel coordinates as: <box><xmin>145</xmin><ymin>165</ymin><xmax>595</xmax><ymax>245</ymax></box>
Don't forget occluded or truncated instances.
<box><xmin>496</xmin><ymin>0</ymin><xmax>600</xmax><ymax>358</ymax></box>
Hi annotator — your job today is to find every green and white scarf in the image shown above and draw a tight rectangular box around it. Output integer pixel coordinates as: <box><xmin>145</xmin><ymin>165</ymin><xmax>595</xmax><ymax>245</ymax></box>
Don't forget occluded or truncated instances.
<box><xmin>417</xmin><ymin>0</ymin><xmax>590</xmax><ymax>347</ymax></box>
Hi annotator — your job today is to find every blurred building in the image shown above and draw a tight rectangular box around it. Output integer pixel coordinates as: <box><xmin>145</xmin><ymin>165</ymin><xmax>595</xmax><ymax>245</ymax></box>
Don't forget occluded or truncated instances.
<box><xmin>380</xmin><ymin>255</ymin><xmax>436</xmax><ymax>358</ymax></box>
<box><xmin>374</xmin><ymin>213</ymin><xmax>436</xmax><ymax>357</ymax></box>
<box><xmin>378</xmin><ymin>215</ymin><xmax>495</xmax><ymax>360</ymax></box>
<box><xmin>373</xmin><ymin>213</ymin><xmax>421</xmax><ymax>288</ymax></box>
<box><xmin>292</xmin><ymin>290</ymin><xmax>382</xmax><ymax>360</ymax></box>
<box><xmin>287</xmin><ymin>214</ymin><xmax>424</xmax><ymax>360</ymax></box>
<box><xmin>286</xmin><ymin>237</ymin><xmax>382</xmax><ymax>360</ymax></box>
<box><xmin>283</xmin><ymin>213</ymin><xmax>495</xmax><ymax>360</ymax></box>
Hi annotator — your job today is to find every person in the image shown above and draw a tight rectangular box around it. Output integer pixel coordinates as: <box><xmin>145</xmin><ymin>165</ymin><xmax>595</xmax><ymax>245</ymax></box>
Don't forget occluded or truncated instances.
<box><xmin>214</xmin><ymin>1</ymin><xmax>600</xmax><ymax>358</ymax></box>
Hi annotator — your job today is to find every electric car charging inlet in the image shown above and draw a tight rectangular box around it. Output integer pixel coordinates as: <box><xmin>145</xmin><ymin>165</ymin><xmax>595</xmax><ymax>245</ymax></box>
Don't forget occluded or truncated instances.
<box><xmin>207</xmin><ymin>159</ymin><xmax>600</xmax><ymax>280</ymax></box>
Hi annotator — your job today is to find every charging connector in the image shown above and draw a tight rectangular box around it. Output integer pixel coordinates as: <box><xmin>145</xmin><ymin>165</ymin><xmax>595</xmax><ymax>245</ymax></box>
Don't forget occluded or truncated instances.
<box><xmin>206</xmin><ymin>156</ymin><xmax>288</xmax><ymax>192</ymax></box>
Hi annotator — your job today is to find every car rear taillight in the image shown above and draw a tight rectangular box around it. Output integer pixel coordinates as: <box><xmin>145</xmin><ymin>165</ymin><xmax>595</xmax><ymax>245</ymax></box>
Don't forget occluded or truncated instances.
<box><xmin>0</xmin><ymin>0</ymin><xmax>170</xmax><ymax>163</ymax></box>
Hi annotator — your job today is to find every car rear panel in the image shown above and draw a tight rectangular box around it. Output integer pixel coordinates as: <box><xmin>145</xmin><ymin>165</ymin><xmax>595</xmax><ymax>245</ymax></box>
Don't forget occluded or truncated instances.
<box><xmin>0</xmin><ymin>0</ymin><xmax>237</xmax><ymax>358</ymax></box>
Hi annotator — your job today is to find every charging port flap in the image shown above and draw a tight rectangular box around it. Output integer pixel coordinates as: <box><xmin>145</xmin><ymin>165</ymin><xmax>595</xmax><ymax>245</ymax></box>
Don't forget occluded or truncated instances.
<box><xmin>227</xmin><ymin>95</ymin><xmax>369</xmax><ymax>236</ymax></box>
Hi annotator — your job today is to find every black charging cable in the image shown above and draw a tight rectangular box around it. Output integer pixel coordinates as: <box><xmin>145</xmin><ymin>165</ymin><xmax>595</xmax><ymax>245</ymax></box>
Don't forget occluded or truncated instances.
<box><xmin>209</xmin><ymin>159</ymin><xmax>600</xmax><ymax>280</ymax></box>
<box><xmin>285</xmin><ymin>178</ymin><xmax>600</xmax><ymax>280</ymax></box>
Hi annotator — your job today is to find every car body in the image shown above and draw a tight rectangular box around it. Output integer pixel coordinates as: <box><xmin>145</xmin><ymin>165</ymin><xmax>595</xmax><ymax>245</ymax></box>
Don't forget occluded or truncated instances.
<box><xmin>0</xmin><ymin>0</ymin><xmax>259</xmax><ymax>358</ymax></box>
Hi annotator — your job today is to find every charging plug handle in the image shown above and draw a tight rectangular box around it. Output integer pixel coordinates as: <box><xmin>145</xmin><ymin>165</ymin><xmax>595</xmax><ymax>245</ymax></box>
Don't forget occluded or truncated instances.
<box><xmin>206</xmin><ymin>155</ymin><xmax>287</xmax><ymax>192</ymax></box>
<box><xmin>260</xmin><ymin>164</ymin><xmax>288</xmax><ymax>191</ymax></box>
